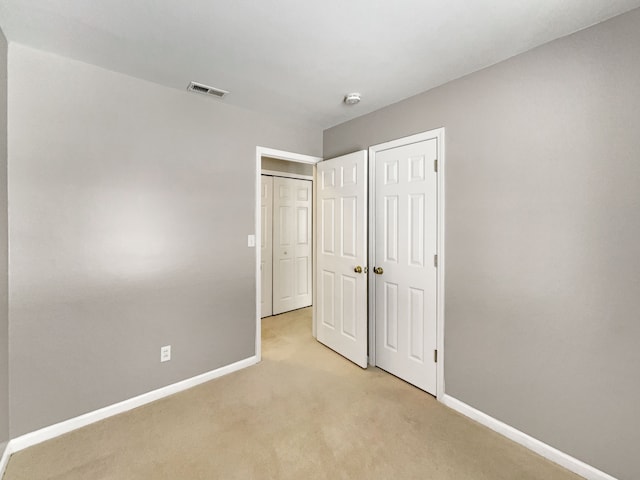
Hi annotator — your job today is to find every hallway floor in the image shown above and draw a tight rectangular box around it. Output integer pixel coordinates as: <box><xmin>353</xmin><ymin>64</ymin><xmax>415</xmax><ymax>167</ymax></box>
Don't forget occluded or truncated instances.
<box><xmin>4</xmin><ymin>308</ymin><xmax>581</xmax><ymax>479</ymax></box>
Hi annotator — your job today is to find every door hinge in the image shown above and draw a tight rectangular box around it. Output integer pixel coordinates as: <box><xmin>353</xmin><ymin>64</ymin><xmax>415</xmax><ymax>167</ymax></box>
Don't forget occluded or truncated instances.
<box><xmin>434</xmin><ymin>159</ymin><xmax>438</xmax><ymax>172</ymax></box>
<box><xmin>434</xmin><ymin>349</ymin><xmax>438</xmax><ymax>363</ymax></box>
<box><xmin>434</xmin><ymin>254</ymin><xmax>438</xmax><ymax>267</ymax></box>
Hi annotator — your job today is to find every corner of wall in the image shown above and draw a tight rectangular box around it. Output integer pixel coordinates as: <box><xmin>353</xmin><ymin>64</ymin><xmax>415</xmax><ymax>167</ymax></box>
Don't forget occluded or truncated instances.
<box><xmin>0</xmin><ymin>24</ymin><xmax>10</xmax><ymax>448</ymax></box>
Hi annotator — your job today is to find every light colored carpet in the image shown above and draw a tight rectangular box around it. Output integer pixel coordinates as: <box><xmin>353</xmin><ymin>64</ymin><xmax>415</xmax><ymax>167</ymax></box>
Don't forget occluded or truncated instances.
<box><xmin>3</xmin><ymin>307</ymin><xmax>582</xmax><ymax>480</ymax></box>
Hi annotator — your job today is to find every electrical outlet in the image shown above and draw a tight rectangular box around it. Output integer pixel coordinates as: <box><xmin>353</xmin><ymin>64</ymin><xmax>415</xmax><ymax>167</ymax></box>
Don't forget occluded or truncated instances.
<box><xmin>160</xmin><ymin>345</ymin><xmax>171</xmax><ymax>362</ymax></box>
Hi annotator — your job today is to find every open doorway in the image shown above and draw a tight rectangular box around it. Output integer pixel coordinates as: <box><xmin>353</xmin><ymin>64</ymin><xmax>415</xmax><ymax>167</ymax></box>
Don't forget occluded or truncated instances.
<box><xmin>255</xmin><ymin>147</ymin><xmax>322</xmax><ymax>361</ymax></box>
<box><xmin>261</xmin><ymin>159</ymin><xmax>313</xmax><ymax>317</ymax></box>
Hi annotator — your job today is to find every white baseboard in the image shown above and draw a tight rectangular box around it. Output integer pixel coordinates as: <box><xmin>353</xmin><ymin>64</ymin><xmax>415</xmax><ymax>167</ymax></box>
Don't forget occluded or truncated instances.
<box><xmin>0</xmin><ymin>442</ymin><xmax>13</xmax><ymax>478</ymax></box>
<box><xmin>4</xmin><ymin>355</ymin><xmax>258</xmax><ymax>463</ymax></box>
<box><xmin>441</xmin><ymin>394</ymin><xmax>617</xmax><ymax>480</ymax></box>
<box><xmin>1</xmin><ymin>364</ymin><xmax>616</xmax><ymax>480</ymax></box>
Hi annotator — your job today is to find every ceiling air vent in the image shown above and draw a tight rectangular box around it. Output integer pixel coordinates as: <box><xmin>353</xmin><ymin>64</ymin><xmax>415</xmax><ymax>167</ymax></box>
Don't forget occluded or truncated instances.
<box><xmin>187</xmin><ymin>81</ymin><xmax>229</xmax><ymax>99</ymax></box>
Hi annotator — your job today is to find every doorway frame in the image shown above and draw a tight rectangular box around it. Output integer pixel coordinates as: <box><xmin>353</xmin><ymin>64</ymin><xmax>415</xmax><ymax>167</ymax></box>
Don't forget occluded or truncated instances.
<box><xmin>255</xmin><ymin>147</ymin><xmax>322</xmax><ymax>361</ymax></box>
<box><xmin>367</xmin><ymin>128</ymin><xmax>446</xmax><ymax>400</ymax></box>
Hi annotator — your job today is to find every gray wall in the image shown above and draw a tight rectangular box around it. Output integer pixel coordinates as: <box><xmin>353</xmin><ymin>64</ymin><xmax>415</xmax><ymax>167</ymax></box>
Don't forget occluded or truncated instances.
<box><xmin>261</xmin><ymin>157</ymin><xmax>313</xmax><ymax>176</ymax></box>
<box><xmin>7</xmin><ymin>44</ymin><xmax>321</xmax><ymax>436</ymax></box>
<box><xmin>324</xmin><ymin>9</ymin><xmax>640</xmax><ymax>480</ymax></box>
<box><xmin>0</xmin><ymin>27</ymin><xmax>8</xmax><ymax>448</ymax></box>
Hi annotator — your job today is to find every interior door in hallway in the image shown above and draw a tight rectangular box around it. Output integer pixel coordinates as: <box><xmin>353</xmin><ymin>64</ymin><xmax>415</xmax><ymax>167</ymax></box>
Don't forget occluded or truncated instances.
<box><xmin>260</xmin><ymin>175</ymin><xmax>273</xmax><ymax>318</ymax></box>
<box><xmin>374</xmin><ymin>139</ymin><xmax>438</xmax><ymax>394</ymax></box>
<box><xmin>272</xmin><ymin>177</ymin><xmax>312</xmax><ymax>315</ymax></box>
<box><xmin>316</xmin><ymin>151</ymin><xmax>368</xmax><ymax>368</ymax></box>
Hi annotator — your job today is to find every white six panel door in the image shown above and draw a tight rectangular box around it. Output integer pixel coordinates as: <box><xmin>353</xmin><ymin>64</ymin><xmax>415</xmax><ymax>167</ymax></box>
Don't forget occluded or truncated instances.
<box><xmin>317</xmin><ymin>151</ymin><xmax>368</xmax><ymax>368</ymax></box>
<box><xmin>374</xmin><ymin>139</ymin><xmax>438</xmax><ymax>394</ymax></box>
<box><xmin>260</xmin><ymin>175</ymin><xmax>273</xmax><ymax>318</ymax></box>
<box><xmin>272</xmin><ymin>177</ymin><xmax>312</xmax><ymax>314</ymax></box>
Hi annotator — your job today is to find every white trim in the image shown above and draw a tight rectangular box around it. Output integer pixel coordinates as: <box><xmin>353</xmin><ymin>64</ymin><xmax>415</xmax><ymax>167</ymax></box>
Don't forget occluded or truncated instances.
<box><xmin>7</xmin><ymin>356</ymin><xmax>257</xmax><ymax>454</ymax></box>
<box><xmin>367</xmin><ymin>128</ymin><xmax>446</xmax><ymax>400</ymax></box>
<box><xmin>435</xmin><ymin>129</ymin><xmax>446</xmax><ymax>400</ymax></box>
<box><xmin>258</xmin><ymin>147</ymin><xmax>322</xmax><ymax>165</ymax></box>
<box><xmin>0</xmin><ymin>443</ymin><xmax>14</xmax><ymax>478</ymax></box>
<box><xmin>370</xmin><ymin>130</ymin><xmax>443</xmax><ymax>152</ymax></box>
<box><xmin>441</xmin><ymin>395</ymin><xmax>618</xmax><ymax>480</ymax></box>
<box><xmin>311</xmin><ymin>167</ymin><xmax>318</xmax><ymax>338</ymax></box>
<box><xmin>256</xmin><ymin>151</ymin><xmax>262</xmax><ymax>360</ymax></box>
<box><xmin>261</xmin><ymin>169</ymin><xmax>314</xmax><ymax>181</ymax></box>
<box><xmin>367</xmin><ymin>151</ymin><xmax>376</xmax><ymax>366</ymax></box>
<box><xmin>255</xmin><ymin>147</ymin><xmax>322</xmax><ymax>359</ymax></box>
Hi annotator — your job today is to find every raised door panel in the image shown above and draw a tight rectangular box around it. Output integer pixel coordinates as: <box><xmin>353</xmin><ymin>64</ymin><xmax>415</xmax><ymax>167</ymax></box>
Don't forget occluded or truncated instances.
<box><xmin>321</xmin><ymin>271</ymin><xmax>335</xmax><ymax>328</ymax></box>
<box><xmin>340</xmin><ymin>274</ymin><xmax>357</xmax><ymax>339</ymax></box>
<box><xmin>383</xmin><ymin>281</ymin><xmax>399</xmax><ymax>351</ymax></box>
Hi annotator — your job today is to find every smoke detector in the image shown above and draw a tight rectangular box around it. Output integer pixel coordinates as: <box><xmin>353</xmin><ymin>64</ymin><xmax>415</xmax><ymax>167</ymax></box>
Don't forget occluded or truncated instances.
<box><xmin>344</xmin><ymin>93</ymin><xmax>361</xmax><ymax>105</ymax></box>
<box><xmin>187</xmin><ymin>81</ymin><xmax>229</xmax><ymax>99</ymax></box>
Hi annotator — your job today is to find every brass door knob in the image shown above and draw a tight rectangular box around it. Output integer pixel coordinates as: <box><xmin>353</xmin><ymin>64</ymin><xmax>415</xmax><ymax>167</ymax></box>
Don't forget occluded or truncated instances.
<box><xmin>373</xmin><ymin>267</ymin><xmax>384</xmax><ymax>275</ymax></box>
<box><xmin>354</xmin><ymin>266</ymin><xmax>363</xmax><ymax>273</ymax></box>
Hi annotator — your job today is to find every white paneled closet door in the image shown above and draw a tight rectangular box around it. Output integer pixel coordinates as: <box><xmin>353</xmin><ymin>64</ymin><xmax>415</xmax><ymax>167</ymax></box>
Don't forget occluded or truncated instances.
<box><xmin>260</xmin><ymin>175</ymin><xmax>273</xmax><ymax>318</ymax></box>
<box><xmin>374</xmin><ymin>138</ymin><xmax>438</xmax><ymax>395</ymax></box>
<box><xmin>272</xmin><ymin>177</ymin><xmax>312</xmax><ymax>315</ymax></box>
<box><xmin>316</xmin><ymin>151</ymin><xmax>368</xmax><ymax>368</ymax></box>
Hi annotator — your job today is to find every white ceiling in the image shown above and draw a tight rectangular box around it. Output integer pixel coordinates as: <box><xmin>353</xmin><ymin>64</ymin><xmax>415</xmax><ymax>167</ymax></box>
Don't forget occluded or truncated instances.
<box><xmin>1</xmin><ymin>0</ymin><xmax>639</xmax><ymax>129</ymax></box>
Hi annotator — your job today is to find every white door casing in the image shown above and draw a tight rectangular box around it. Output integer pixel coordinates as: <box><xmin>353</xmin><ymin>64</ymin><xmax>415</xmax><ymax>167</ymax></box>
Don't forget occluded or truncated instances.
<box><xmin>272</xmin><ymin>177</ymin><xmax>313</xmax><ymax>314</ymax></box>
<box><xmin>316</xmin><ymin>151</ymin><xmax>368</xmax><ymax>368</ymax></box>
<box><xmin>260</xmin><ymin>175</ymin><xmax>273</xmax><ymax>318</ymax></box>
<box><xmin>373</xmin><ymin>138</ymin><xmax>439</xmax><ymax>395</ymax></box>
